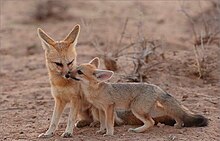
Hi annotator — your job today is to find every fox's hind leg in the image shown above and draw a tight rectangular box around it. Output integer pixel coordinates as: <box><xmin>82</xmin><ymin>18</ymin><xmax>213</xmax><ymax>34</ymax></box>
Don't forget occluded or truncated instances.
<box><xmin>128</xmin><ymin>98</ymin><xmax>155</xmax><ymax>133</ymax></box>
<box><xmin>76</xmin><ymin>101</ymin><xmax>94</xmax><ymax>128</ymax></box>
<box><xmin>157</xmin><ymin>101</ymin><xmax>184</xmax><ymax>128</ymax></box>
<box><xmin>128</xmin><ymin>110</ymin><xmax>155</xmax><ymax>133</ymax></box>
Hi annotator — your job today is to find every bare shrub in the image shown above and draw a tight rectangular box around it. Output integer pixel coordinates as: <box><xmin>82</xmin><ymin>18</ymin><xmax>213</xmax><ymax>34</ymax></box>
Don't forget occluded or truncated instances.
<box><xmin>121</xmin><ymin>39</ymin><xmax>164</xmax><ymax>82</ymax></box>
<box><xmin>180</xmin><ymin>1</ymin><xmax>220</xmax><ymax>79</ymax></box>
<box><xmin>82</xmin><ymin>18</ymin><xmax>165</xmax><ymax>82</ymax></box>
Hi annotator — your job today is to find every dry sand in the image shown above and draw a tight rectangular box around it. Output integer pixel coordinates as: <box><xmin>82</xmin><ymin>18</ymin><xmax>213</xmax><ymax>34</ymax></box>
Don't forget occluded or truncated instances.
<box><xmin>0</xmin><ymin>1</ymin><xmax>219</xmax><ymax>141</ymax></box>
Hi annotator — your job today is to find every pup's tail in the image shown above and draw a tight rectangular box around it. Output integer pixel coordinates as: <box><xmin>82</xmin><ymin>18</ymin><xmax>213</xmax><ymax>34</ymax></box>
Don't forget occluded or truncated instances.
<box><xmin>158</xmin><ymin>92</ymin><xmax>208</xmax><ymax>127</ymax></box>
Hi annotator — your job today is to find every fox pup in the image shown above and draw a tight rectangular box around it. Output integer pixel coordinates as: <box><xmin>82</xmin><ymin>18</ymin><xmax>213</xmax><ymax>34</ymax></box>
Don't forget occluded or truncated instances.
<box><xmin>70</xmin><ymin>57</ymin><xmax>208</xmax><ymax>136</ymax></box>
<box><xmin>37</xmin><ymin>25</ymin><xmax>94</xmax><ymax>138</ymax></box>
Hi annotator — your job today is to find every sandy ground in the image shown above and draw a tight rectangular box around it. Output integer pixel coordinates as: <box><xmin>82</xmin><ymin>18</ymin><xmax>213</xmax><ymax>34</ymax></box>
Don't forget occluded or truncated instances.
<box><xmin>0</xmin><ymin>0</ymin><xmax>220</xmax><ymax>141</ymax></box>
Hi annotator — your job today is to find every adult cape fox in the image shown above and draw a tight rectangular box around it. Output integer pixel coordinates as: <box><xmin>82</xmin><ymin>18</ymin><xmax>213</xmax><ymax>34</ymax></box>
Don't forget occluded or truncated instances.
<box><xmin>37</xmin><ymin>25</ymin><xmax>94</xmax><ymax>138</ymax></box>
<box><xmin>70</xmin><ymin>57</ymin><xmax>208</xmax><ymax>136</ymax></box>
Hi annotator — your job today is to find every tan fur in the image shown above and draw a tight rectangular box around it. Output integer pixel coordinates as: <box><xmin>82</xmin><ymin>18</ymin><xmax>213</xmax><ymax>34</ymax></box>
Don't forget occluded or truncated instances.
<box><xmin>71</xmin><ymin>58</ymin><xmax>208</xmax><ymax>136</ymax></box>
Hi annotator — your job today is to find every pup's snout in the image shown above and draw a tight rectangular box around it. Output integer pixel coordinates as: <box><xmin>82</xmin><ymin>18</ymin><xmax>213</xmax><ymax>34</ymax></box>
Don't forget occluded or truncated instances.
<box><xmin>68</xmin><ymin>70</ymin><xmax>80</xmax><ymax>81</ymax></box>
<box><xmin>64</xmin><ymin>72</ymin><xmax>71</xmax><ymax>79</ymax></box>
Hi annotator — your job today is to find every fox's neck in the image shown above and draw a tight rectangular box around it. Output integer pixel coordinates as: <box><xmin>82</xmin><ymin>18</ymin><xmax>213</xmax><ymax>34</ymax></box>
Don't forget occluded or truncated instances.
<box><xmin>81</xmin><ymin>81</ymin><xmax>108</xmax><ymax>97</ymax></box>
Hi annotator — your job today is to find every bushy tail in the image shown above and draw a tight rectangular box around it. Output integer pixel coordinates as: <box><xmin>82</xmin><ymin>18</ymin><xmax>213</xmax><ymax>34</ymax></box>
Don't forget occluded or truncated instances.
<box><xmin>183</xmin><ymin>114</ymin><xmax>208</xmax><ymax>127</ymax></box>
<box><xmin>158</xmin><ymin>92</ymin><xmax>208</xmax><ymax>127</ymax></box>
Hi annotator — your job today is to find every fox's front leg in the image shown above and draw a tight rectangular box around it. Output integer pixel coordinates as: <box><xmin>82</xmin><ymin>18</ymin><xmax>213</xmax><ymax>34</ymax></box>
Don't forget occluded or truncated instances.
<box><xmin>38</xmin><ymin>98</ymin><xmax>66</xmax><ymax>138</ymax></box>
<box><xmin>61</xmin><ymin>104</ymin><xmax>73</xmax><ymax>138</ymax></box>
<box><xmin>62</xmin><ymin>100</ymin><xmax>81</xmax><ymax>138</ymax></box>
<box><xmin>104</xmin><ymin>105</ymin><xmax>114</xmax><ymax>136</ymax></box>
<box><xmin>96</xmin><ymin>109</ymin><xmax>106</xmax><ymax>134</ymax></box>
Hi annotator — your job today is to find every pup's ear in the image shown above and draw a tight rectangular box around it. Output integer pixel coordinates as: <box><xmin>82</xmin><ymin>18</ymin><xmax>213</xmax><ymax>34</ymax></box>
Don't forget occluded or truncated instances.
<box><xmin>64</xmin><ymin>24</ymin><xmax>80</xmax><ymax>46</ymax></box>
<box><xmin>37</xmin><ymin>28</ymin><xmax>55</xmax><ymax>51</ymax></box>
<box><xmin>94</xmin><ymin>69</ymin><xmax>113</xmax><ymax>82</ymax></box>
<box><xmin>89</xmin><ymin>57</ymin><xmax>100</xmax><ymax>68</ymax></box>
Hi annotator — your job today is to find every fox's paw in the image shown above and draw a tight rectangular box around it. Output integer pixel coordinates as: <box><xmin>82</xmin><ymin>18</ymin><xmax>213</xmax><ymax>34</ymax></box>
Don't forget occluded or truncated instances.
<box><xmin>90</xmin><ymin>121</ymin><xmax>100</xmax><ymax>127</ymax></box>
<box><xmin>76</xmin><ymin>120</ymin><xmax>91</xmax><ymax>128</ymax></box>
<box><xmin>61</xmin><ymin>132</ymin><xmax>72</xmax><ymax>138</ymax></box>
<box><xmin>103</xmin><ymin>133</ymin><xmax>114</xmax><ymax>137</ymax></box>
<box><xmin>96</xmin><ymin>129</ymin><xmax>106</xmax><ymax>135</ymax></box>
<box><xmin>38</xmin><ymin>132</ymin><xmax>54</xmax><ymax>138</ymax></box>
<box><xmin>128</xmin><ymin>128</ymin><xmax>137</xmax><ymax>133</ymax></box>
<box><xmin>174</xmin><ymin>123</ymin><xmax>183</xmax><ymax>129</ymax></box>
<box><xmin>115</xmin><ymin>118</ymin><xmax>124</xmax><ymax>126</ymax></box>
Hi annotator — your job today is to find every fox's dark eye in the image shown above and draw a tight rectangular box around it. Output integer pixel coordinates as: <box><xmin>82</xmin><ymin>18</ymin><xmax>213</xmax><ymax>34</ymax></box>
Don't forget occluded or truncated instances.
<box><xmin>54</xmin><ymin>62</ymin><xmax>63</xmax><ymax>67</ymax></box>
<box><xmin>67</xmin><ymin>59</ymin><xmax>74</xmax><ymax>66</ymax></box>
<box><xmin>77</xmin><ymin>70</ymin><xmax>83</xmax><ymax>75</ymax></box>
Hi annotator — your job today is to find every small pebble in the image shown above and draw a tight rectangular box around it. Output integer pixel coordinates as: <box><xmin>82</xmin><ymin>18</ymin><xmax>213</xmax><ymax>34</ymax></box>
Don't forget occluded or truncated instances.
<box><xmin>182</xmin><ymin>95</ymin><xmax>188</xmax><ymax>101</ymax></box>
<box><xmin>32</xmin><ymin>115</ymin><xmax>37</xmax><ymax>119</ymax></box>
<box><xmin>179</xmin><ymin>128</ymin><xmax>187</xmax><ymax>134</ymax></box>
<box><xmin>157</xmin><ymin>122</ymin><xmax>165</xmax><ymax>128</ymax></box>
<box><xmin>168</xmin><ymin>135</ymin><xmax>176</xmax><ymax>141</ymax></box>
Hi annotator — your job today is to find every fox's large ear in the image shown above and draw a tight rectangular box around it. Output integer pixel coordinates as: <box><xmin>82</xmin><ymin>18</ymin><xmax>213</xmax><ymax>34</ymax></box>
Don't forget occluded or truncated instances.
<box><xmin>89</xmin><ymin>57</ymin><xmax>100</xmax><ymax>68</ymax></box>
<box><xmin>37</xmin><ymin>28</ymin><xmax>55</xmax><ymax>50</ymax></box>
<box><xmin>64</xmin><ymin>24</ymin><xmax>80</xmax><ymax>46</ymax></box>
<box><xmin>94</xmin><ymin>69</ymin><xmax>113</xmax><ymax>82</ymax></box>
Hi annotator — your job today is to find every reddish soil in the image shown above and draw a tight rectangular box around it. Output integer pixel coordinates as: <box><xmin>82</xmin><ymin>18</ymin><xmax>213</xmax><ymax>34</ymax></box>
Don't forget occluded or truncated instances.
<box><xmin>0</xmin><ymin>1</ymin><xmax>219</xmax><ymax>141</ymax></box>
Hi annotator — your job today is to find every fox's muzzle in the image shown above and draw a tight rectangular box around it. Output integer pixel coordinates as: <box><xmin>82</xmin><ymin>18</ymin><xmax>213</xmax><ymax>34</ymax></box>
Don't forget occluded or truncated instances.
<box><xmin>71</xmin><ymin>77</ymin><xmax>80</xmax><ymax>81</ymax></box>
<box><xmin>64</xmin><ymin>72</ymin><xmax>71</xmax><ymax>79</ymax></box>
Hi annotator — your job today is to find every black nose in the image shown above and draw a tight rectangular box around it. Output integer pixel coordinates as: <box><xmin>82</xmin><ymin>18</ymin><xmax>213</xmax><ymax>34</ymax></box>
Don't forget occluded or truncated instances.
<box><xmin>65</xmin><ymin>73</ymin><xmax>70</xmax><ymax>78</ymax></box>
